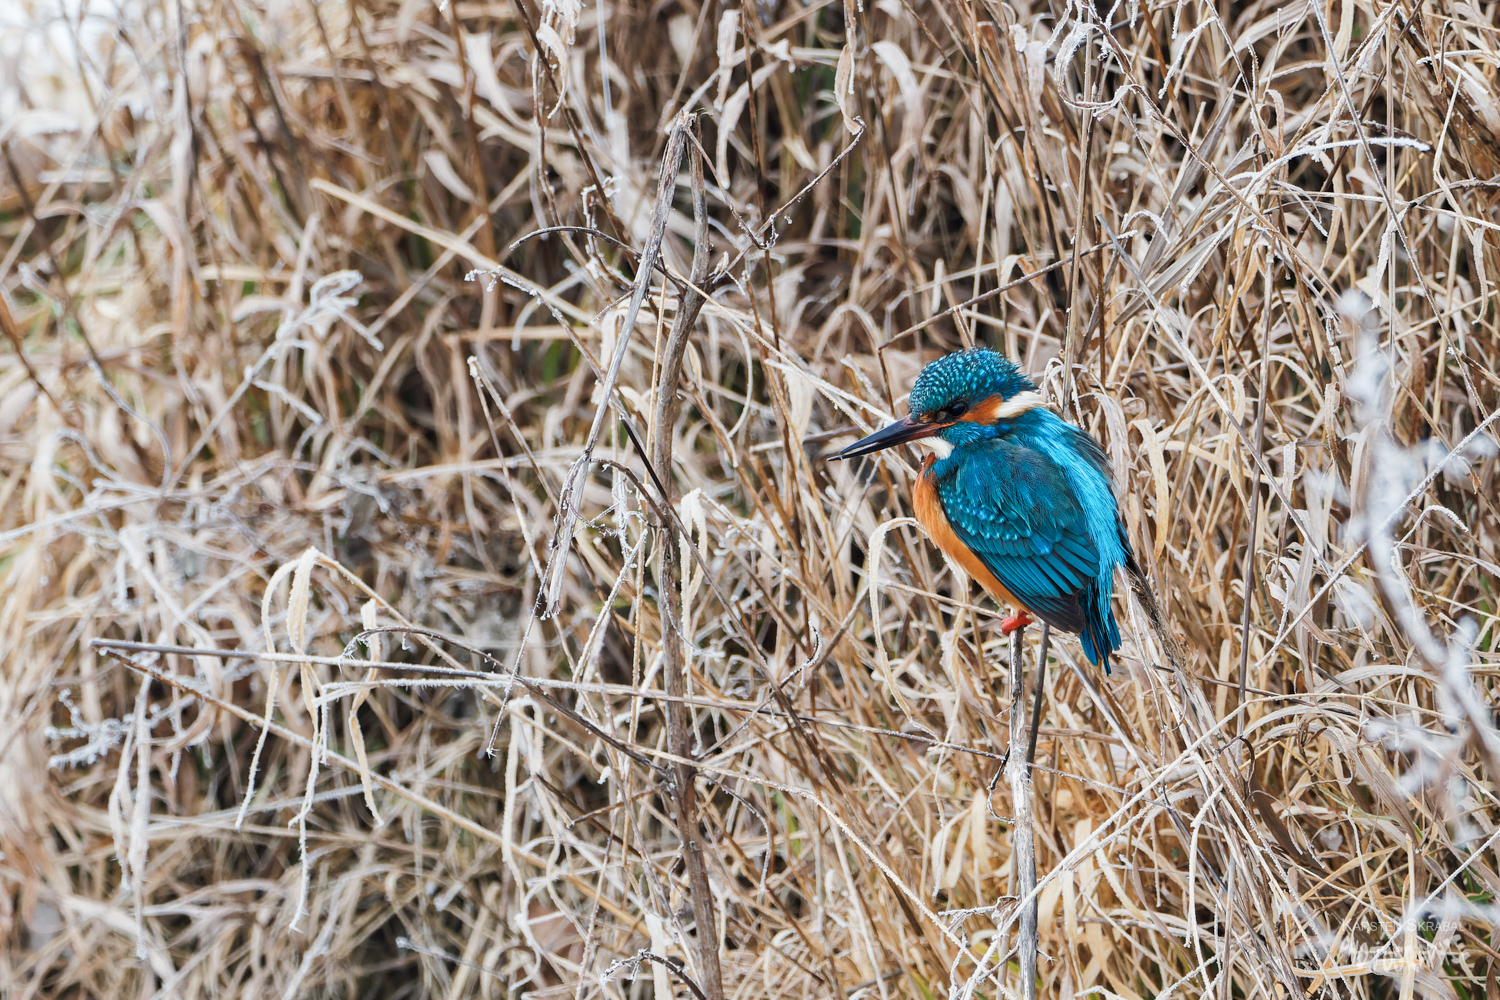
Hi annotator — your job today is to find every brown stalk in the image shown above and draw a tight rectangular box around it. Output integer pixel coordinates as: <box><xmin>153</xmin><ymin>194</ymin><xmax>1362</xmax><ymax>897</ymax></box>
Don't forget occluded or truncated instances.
<box><xmin>1237</xmin><ymin>259</ymin><xmax>1273</xmax><ymax>728</ymax></box>
<box><xmin>0</xmin><ymin>289</ymin><xmax>64</xmax><ymax>416</ymax></box>
<box><xmin>649</xmin><ymin>115</ymin><xmax>723</xmax><ymax>1000</ymax></box>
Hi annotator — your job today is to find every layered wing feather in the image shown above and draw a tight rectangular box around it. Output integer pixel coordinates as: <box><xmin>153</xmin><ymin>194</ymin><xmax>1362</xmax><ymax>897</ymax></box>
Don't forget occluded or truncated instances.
<box><xmin>934</xmin><ymin>439</ymin><xmax>1100</xmax><ymax>635</ymax></box>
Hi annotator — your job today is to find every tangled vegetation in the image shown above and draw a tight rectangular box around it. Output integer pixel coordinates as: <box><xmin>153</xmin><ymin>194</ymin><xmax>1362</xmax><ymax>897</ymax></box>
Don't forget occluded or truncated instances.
<box><xmin>3</xmin><ymin>0</ymin><xmax>1500</xmax><ymax>996</ymax></box>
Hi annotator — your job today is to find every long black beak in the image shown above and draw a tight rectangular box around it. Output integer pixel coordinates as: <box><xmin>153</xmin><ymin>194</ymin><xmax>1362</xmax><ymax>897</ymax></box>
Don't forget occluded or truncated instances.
<box><xmin>829</xmin><ymin>415</ymin><xmax>938</xmax><ymax>460</ymax></box>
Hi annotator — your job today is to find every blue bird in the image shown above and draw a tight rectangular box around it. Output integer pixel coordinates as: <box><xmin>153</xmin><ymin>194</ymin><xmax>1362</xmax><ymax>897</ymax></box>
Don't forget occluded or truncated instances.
<box><xmin>832</xmin><ymin>349</ymin><xmax>1144</xmax><ymax>670</ymax></box>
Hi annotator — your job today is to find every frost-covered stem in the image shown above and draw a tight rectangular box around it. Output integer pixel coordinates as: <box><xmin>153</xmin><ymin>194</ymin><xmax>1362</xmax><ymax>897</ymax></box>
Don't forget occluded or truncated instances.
<box><xmin>1008</xmin><ymin>625</ymin><xmax>1038</xmax><ymax>1000</ymax></box>
<box><xmin>539</xmin><ymin>114</ymin><xmax>689</xmax><ymax>617</ymax></box>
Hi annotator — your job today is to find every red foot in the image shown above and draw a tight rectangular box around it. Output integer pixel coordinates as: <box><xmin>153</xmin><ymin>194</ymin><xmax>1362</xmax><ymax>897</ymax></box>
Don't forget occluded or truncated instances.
<box><xmin>1000</xmin><ymin>610</ymin><xmax>1033</xmax><ymax>636</ymax></box>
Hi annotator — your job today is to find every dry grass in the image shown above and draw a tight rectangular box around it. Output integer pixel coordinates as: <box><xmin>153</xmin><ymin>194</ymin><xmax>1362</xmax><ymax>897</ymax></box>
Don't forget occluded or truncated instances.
<box><xmin>4</xmin><ymin>0</ymin><xmax>1500</xmax><ymax>996</ymax></box>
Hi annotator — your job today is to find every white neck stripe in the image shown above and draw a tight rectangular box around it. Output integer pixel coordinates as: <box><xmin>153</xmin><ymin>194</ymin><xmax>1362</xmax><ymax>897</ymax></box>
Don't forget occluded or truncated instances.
<box><xmin>992</xmin><ymin>390</ymin><xmax>1043</xmax><ymax>419</ymax></box>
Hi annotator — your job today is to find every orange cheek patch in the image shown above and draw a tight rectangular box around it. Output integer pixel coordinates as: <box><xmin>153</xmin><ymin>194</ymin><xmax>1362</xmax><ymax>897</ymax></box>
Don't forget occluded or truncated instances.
<box><xmin>959</xmin><ymin>395</ymin><xmax>1005</xmax><ymax>423</ymax></box>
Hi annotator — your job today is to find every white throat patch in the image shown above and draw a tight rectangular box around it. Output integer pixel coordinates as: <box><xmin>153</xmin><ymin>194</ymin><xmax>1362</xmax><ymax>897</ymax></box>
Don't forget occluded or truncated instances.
<box><xmin>915</xmin><ymin>437</ymin><xmax>953</xmax><ymax>460</ymax></box>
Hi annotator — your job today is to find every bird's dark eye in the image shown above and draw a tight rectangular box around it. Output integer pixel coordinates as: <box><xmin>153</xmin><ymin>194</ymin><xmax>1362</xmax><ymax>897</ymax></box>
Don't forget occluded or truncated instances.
<box><xmin>943</xmin><ymin>402</ymin><xmax>969</xmax><ymax>421</ymax></box>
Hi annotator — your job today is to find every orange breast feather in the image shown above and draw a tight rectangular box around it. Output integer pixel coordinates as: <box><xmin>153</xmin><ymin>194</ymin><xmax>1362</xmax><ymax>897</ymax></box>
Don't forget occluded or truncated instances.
<box><xmin>912</xmin><ymin>457</ymin><xmax>1024</xmax><ymax>609</ymax></box>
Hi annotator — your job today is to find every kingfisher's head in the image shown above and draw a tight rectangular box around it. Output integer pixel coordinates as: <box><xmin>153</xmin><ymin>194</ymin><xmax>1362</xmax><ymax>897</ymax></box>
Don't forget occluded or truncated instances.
<box><xmin>831</xmin><ymin>349</ymin><xmax>1042</xmax><ymax>460</ymax></box>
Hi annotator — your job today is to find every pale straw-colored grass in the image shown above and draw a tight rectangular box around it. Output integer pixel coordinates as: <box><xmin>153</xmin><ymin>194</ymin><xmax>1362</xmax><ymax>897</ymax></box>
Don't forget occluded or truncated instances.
<box><xmin>3</xmin><ymin>0</ymin><xmax>1500</xmax><ymax>997</ymax></box>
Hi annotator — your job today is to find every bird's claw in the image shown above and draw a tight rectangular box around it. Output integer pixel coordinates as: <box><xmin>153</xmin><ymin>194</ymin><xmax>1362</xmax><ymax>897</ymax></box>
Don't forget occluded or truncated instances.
<box><xmin>1000</xmin><ymin>611</ymin><xmax>1033</xmax><ymax>636</ymax></box>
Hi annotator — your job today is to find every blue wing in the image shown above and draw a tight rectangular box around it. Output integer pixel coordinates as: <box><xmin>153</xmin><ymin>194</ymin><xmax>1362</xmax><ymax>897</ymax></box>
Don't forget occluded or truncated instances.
<box><xmin>935</xmin><ymin>438</ymin><xmax>1121</xmax><ymax>665</ymax></box>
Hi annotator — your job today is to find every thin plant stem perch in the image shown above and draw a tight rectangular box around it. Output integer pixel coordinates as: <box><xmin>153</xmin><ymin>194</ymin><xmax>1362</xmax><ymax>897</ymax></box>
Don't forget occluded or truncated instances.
<box><xmin>1008</xmin><ymin>622</ymin><xmax>1041</xmax><ymax>1000</ymax></box>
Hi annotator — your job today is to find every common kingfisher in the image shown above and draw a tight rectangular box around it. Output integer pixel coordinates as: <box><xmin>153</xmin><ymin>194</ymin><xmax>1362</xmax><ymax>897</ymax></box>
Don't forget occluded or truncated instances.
<box><xmin>832</xmin><ymin>349</ymin><xmax>1141</xmax><ymax>670</ymax></box>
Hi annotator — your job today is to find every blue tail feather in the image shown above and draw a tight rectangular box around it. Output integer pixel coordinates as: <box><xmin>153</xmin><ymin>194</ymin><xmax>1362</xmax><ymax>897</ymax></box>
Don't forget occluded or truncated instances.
<box><xmin>1080</xmin><ymin>581</ymin><xmax>1122</xmax><ymax>672</ymax></box>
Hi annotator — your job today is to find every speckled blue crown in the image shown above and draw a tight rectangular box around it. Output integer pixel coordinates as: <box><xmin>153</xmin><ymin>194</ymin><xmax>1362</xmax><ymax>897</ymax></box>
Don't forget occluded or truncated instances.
<box><xmin>908</xmin><ymin>349</ymin><xmax>1036</xmax><ymax>417</ymax></box>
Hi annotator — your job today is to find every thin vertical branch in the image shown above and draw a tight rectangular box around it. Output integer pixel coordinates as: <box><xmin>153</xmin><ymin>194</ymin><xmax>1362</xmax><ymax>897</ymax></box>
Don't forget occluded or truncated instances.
<box><xmin>650</xmin><ymin>114</ymin><xmax>723</xmax><ymax>1000</ymax></box>
<box><xmin>1008</xmin><ymin>625</ymin><xmax>1038</xmax><ymax>1000</ymax></box>
<box><xmin>1025</xmin><ymin>623</ymin><xmax>1051</xmax><ymax>768</ymax></box>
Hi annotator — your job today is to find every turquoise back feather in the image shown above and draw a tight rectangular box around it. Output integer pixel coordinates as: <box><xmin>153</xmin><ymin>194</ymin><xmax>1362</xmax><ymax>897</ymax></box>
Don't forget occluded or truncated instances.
<box><xmin>930</xmin><ymin>407</ymin><xmax>1129</xmax><ymax>668</ymax></box>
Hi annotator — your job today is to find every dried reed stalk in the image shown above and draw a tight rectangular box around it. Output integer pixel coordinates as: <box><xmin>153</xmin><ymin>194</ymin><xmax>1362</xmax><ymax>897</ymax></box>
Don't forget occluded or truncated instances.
<box><xmin>649</xmin><ymin>114</ymin><xmax>723</xmax><ymax>1000</ymax></box>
